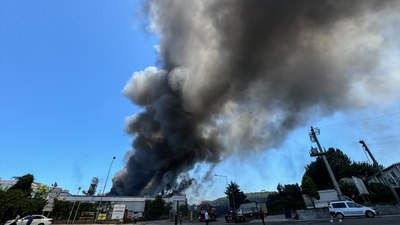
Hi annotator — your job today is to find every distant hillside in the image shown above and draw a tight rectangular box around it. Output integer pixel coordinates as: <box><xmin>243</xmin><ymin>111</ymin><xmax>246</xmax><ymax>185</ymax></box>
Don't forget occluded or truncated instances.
<box><xmin>209</xmin><ymin>191</ymin><xmax>272</xmax><ymax>207</ymax></box>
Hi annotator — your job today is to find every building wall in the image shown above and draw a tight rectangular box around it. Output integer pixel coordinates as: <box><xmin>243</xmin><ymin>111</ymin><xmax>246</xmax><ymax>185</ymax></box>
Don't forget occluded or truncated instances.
<box><xmin>384</xmin><ymin>163</ymin><xmax>400</xmax><ymax>188</ymax></box>
<box><xmin>58</xmin><ymin>195</ymin><xmax>187</xmax><ymax>214</ymax></box>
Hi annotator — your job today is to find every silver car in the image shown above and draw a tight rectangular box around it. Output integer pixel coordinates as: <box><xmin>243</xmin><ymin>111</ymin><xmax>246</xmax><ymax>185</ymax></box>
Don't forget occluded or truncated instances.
<box><xmin>329</xmin><ymin>200</ymin><xmax>377</xmax><ymax>219</ymax></box>
<box><xmin>5</xmin><ymin>215</ymin><xmax>52</xmax><ymax>225</ymax></box>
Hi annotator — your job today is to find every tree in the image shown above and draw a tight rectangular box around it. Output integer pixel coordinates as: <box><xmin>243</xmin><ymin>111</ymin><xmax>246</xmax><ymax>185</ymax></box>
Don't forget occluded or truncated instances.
<box><xmin>0</xmin><ymin>174</ymin><xmax>45</xmax><ymax>223</ymax></box>
<box><xmin>178</xmin><ymin>201</ymin><xmax>189</xmax><ymax>216</ymax></box>
<box><xmin>338</xmin><ymin>180</ymin><xmax>362</xmax><ymax>202</ymax></box>
<box><xmin>368</xmin><ymin>183</ymin><xmax>396</xmax><ymax>204</ymax></box>
<box><xmin>266</xmin><ymin>183</ymin><xmax>305</xmax><ymax>214</ymax></box>
<box><xmin>34</xmin><ymin>184</ymin><xmax>49</xmax><ymax>199</ymax></box>
<box><xmin>348</xmin><ymin>162</ymin><xmax>380</xmax><ymax>179</ymax></box>
<box><xmin>144</xmin><ymin>195</ymin><xmax>167</xmax><ymax>219</ymax></box>
<box><xmin>304</xmin><ymin>148</ymin><xmax>370</xmax><ymax>190</ymax></box>
<box><xmin>277</xmin><ymin>183</ymin><xmax>304</xmax><ymax>210</ymax></box>
<box><xmin>301</xmin><ymin>175</ymin><xmax>319</xmax><ymax>208</ymax></box>
<box><xmin>265</xmin><ymin>192</ymin><xmax>284</xmax><ymax>214</ymax></box>
<box><xmin>224</xmin><ymin>182</ymin><xmax>247</xmax><ymax>211</ymax></box>
<box><xmin>9</xmin><ymin>174</ymin><xmax>34</xmax><ymax>197</ymax></box>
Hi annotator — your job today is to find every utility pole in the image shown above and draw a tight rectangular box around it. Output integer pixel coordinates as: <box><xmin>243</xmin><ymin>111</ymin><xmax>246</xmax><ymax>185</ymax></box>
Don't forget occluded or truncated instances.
<box><xmin>309</xmin><ymin>126</ymin><xmax>343</xmax><ymax>197</ymax></box>
<box><xmin>359</xmin><ymin>140</ymin><xmax>400</xmax><ymax>202</ymax></box>
<box><xmin>94</xmin><ymin>156</ymin><xmax>116</xmax><ymax>223</ymax></box>
<box><xmin>67</xmin><ymin>187</ymin><xmax>81</xmax><ymax>224</ymax></box>
<box><xmin>214</xmin><ymin>174</ymin><xmax>230</xmax><ymax>212</ymax></box>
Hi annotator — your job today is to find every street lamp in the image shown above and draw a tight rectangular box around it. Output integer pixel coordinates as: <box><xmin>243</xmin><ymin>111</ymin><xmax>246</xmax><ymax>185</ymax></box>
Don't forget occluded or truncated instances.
<box><xmin>215</xmin><ymin>174</ymin><xmax>230</xmax><ymax>212</ymax></box>
<box><xmin>72</xmin><ymin>195</ymin><xmax>82</xmax><ymax>223</ymax></box>
<box><xmin>94</xmin><ymin>156</ymin><xmax>116</xmax><ymax>223</ymax></box>
<box><xmin>67</xmin><ymin>187</ymin><xmax>81</xmax><ymax>224</ymax></box>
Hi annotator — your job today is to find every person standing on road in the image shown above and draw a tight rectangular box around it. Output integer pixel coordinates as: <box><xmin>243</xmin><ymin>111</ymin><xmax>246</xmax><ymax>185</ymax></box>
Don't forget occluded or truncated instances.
<box><xmin>259</xmin><ymin>209</ymin><xmax>265</xmax><ymax>225</ymax></box>
<box><xmin>204</xmin><ymin>210</ymin><xmax>209</xmax><ymax>225</ymax></box>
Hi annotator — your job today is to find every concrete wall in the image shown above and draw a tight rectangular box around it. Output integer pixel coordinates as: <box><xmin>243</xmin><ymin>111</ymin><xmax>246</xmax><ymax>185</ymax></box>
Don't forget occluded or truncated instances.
<box><xmin>296</xmin><ymin>208</ymin><xmax>330</xmax><ymax>220</ymax></box>
<box><xmin>369</xmin><ymin>204</ymin><xmax>400</xmax><ymax>215</ymax></box>
<box><xmin>296</xmin><ymin>204</ymin><xmax>400</xmax><ymax>219</ymax></box>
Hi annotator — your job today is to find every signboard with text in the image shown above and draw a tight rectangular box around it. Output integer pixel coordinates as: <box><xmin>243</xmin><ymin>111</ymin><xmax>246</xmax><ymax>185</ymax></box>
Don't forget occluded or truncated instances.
<box><xmin>111</xmin><ymin>204</ymin><xmax>126</xmax><ymax>220</ymax></box>
<box><xmin>97</xmin><ymin>213</ymin><xmax>107</xmax><ymax>221</ymax></box>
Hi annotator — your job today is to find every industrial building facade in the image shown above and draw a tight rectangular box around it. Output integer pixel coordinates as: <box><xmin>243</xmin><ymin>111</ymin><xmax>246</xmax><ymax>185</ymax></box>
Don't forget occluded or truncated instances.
<box><xmin>58</xmin><ymin>194</ymin><xmax>187</xmax><ymax>220</ymax></box>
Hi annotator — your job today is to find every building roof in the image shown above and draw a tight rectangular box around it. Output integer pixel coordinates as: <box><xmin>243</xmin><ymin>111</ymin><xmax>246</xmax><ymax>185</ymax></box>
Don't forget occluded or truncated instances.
<box><xmin>383</xmin><ymin>162</ymin><xmax>400</xmax><ymax>172</ymax></box>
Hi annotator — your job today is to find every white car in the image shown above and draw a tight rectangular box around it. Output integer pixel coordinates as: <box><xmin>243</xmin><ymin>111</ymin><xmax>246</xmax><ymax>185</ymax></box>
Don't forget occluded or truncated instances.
<box><xmin>329</xmin><ymin>201</ymin><xmax>378</xmax><ymax>219</ymax></box>
<box><xmin>5</xmin><ymin>215</ymin><xmax>52</xmax><ymax>225</ymax></box>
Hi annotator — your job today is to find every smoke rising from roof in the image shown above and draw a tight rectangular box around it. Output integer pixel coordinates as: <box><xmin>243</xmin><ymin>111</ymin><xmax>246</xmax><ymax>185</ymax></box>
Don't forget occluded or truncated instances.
<box><xmin>110</xmin><ymin>0</ymin><xmax>400</xmax><ymax>196</ymax></box>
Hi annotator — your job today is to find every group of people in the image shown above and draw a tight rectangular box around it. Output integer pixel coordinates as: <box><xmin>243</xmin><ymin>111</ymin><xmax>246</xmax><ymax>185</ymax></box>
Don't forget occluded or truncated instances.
<box><xmin>10</xmin><ymin>215</ymin><xmax>34</xmax><ymax>225</ymax></box>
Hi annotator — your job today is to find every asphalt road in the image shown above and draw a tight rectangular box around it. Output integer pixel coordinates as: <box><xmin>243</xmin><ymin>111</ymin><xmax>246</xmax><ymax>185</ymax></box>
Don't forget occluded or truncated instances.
<box><xmin>65</xmin><ymin>215</ymin><xmax>400</xmax><ymax>225</ymax></box>
<box><xmin>166</xmin><ymin>215</ymin><xmax>400</xmax><ymax>225</ymax></box>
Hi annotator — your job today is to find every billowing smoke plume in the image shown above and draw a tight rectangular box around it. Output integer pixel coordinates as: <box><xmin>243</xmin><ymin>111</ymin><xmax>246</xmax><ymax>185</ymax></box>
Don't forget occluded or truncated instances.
<box><xmin>110</xmin><ymin>0</ymin><xmax>400</xmax><ymax>196</ymax></box>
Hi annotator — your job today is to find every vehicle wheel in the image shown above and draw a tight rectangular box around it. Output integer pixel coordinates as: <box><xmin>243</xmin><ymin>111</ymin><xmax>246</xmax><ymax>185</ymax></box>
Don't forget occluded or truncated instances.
<box><xmin>38</xmin><ymin>223</ymin><xmax>44</xmax><ymax>225</ymax></box>
<box><xmin>335</xmin><ymin>213</ymin><xmax>344</xmax><ymax>220</ymax></box>
<box><xmin>366</xmin><ymin>210</ymin><xmax>375</xmax><ymax>218</ymax></box>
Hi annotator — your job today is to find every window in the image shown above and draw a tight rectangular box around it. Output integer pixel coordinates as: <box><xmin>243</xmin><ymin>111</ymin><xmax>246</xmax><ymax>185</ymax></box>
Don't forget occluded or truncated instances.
<box><xmin>347</xmin><ymin>202</ymin><xmax>358</xmax><ymax>208</ymax></box>
<box><xmin>390</xmin><ymin>171</ymin><xmax>397</xmax><ymax>179</ymax></box>
<box><xmin>331</xmin><ymin>203</ymin><xmax>346</xmax><ymax>208</ymax></box>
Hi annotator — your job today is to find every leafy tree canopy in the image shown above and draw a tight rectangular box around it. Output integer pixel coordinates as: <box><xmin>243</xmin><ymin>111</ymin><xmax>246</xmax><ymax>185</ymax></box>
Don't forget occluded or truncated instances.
<box><xmin>304</xmin><ymin>148</ymin><xmax>379</xmax><ymax>190</ymax></box>
<box><xmin>8</xmin><ymin>174</ymin><xmax>34</xmax><ymax>197</ymax></box>
<box><xmin>144</xmin><ymin>195</ymin><xmax>170</xmax><ymax>220</ymax></box>
<box><xmin>301</xmin><ymin>175</ymin><xmax>319</xmax><ymax>201</ymax></box>
<box><xmin>224</xmin><ymin>181</ymin><xmax>248</xmax><ymax>211</ymax></box>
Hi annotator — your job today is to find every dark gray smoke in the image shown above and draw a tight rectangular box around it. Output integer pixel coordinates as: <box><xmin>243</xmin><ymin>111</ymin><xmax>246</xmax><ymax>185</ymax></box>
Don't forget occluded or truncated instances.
<box><xmin>110</xmin><ymin>0</ymin><xmax>400</xmax><ymax>196</ymax></box>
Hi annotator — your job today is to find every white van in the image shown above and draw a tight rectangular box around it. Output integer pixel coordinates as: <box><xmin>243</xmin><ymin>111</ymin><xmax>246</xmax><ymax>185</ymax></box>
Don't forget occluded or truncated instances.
<box><xmin>328</xmin><ymin>201</ymin><xmax>378</xmax><ymax>219</ymax></box>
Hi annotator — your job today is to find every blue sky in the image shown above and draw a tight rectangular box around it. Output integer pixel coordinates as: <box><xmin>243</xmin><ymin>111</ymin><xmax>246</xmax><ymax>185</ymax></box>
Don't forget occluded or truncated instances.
<box><xmin>1</xmin><ymin>0</ymin><xmax>157</xmax><ymax>192</ymax></box>
<box><xmin>1</xmin><ymin>0</ymin><xmax>399</xmax><ymax>204</ymax></box>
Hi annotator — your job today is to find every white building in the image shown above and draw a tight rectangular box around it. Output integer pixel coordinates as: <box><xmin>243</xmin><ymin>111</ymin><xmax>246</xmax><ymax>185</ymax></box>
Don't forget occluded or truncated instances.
<box><xmin>367</xmin><ymin>162</ymin><xmax>400</xmax><ymax>188</ymax></box>
<box><xmin>58</xmin><ymin>194</ymin><xmax>187</xmax><ymax>219</ymax></box>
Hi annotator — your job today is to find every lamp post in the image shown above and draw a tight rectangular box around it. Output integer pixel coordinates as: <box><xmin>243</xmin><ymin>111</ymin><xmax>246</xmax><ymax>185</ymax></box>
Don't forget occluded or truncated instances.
<box><xmin>215</xmin><ymin>174</ymin><xmax>230</xmax><ymax>212</ymax></box>
<box><xmin>94</xmin><ymin>156</ymin><xmax>116</xmax><ymax>223</ymax></box>
<box><xmin>72</xmin><ymin>195</ymin><xmax>82</xmax><ymax>223</ymax></box>
<box><xmin>67</xmin><ymin>187</ymin><xmax>81</xmax><ymax>224</ymax></box>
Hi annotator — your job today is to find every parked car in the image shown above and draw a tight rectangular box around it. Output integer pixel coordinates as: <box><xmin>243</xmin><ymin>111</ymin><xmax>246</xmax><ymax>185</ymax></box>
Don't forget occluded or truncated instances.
<box><xmin>329</xmin><ymin>201</ymin><xmax>378</xmax><ymax>219</ymax></box>
<box><xmin>5</xmin><ymin>215</ymin><xmax>52</xmax><ymax>225</ymax></box>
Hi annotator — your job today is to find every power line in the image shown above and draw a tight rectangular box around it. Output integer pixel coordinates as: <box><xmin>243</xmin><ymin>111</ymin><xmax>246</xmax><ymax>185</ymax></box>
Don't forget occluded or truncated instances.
<box><xmin>316</xmin><ymin>112</ymin><xmax>400</xmax><ymax>130</ymax></box>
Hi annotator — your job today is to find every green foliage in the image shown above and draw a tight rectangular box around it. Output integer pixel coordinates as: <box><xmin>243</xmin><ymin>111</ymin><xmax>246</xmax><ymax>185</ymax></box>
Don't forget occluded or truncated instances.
<box><xmin>51</xmin><ymin>199</ymin><xmax>96</xmax><ymax>221</ymax></box>
<box><xmin>0</xmin><ymin>174</ymin><xmax>46</xmax><ymax>222</ymax></box>
<box><xmin>52</xmin><ymin>199</ymin><xmax>73</xmax><ymax>220</ymax></box>
<box><xmin>277</xmin><ymin>183</ymin><xmax>304</xmax><ymax>210</ymax></box>
<box><xmin>144</xmin><ymin>195</ymin><xmax>170</xmax><ymax>220</ymax></box>
<box><xmin>304</xmin><ymin>148</ymin><xmax>394</xmax><ymax>204</ymax></box>
<box><xmin>178</xmin><ymin>201</ymin><xmax>189</xmax><ymax>216</ymax></box>
<box><xmin>305</xmin><ymin>148</ymin><xmax>351</xmax><ymax>190</ymax></box>
<box><xmin>9</xmin><ymin>174</ymin><xmax>34</xmax><ymax>197</ymax></box>
<box><xmin>301</xmin><ymin>175</ymin><xmax>319</xmax><ymax>200</ymax></box>
<box><xmin>368</xmin><ymin>182</ymin><xmax>397</xmax><ymax>204</ymax></box>
<box><xmin>224</xmin><ymin>182</ymin><xmax>247</xmax><ymax>211</ymax></box>
<box><xmin>349</xmin><ymin>162</ymin><xmax>381</xmax><ymax>179</ymax></box>
<box><xmin>34</xmin><ymin>184</ymin><xmax>49</xmax><ymax>199</ymax></box>
<box><xmin>301</xmin><ymin>175</ymin><xmax>319</xmax><ymax>208</ymax></box>
<box><xmin>304</xmin><ymin>148</ymin><xmax>380</xmax><ymax>190</ymax></box>
<box><xmin>266</xmin><ymin>192</ymin><xmax>284</xmax><ymax>214</ymax></box>
<box><xmin>338</xmin><ymin>180</ymin><xmax>364</xmax><ymax>203</ymax></box>
<box><xmin>266</xmin><ymin>183</ymin><xmax>305</xmax><ymax>214</ymax></box>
